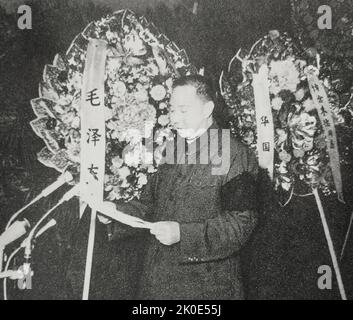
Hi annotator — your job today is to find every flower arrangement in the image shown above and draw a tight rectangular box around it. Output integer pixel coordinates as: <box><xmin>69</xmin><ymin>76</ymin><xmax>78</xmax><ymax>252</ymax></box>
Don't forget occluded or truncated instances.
<box><xmin>221</xmin><ymin>31</ymin><xmax>352</xmax><ymax>200</ymax></box>
<box><xmin>30</xmin><ymin>10</ymin><xmax>197</xmax><ymax>202</ymax></box>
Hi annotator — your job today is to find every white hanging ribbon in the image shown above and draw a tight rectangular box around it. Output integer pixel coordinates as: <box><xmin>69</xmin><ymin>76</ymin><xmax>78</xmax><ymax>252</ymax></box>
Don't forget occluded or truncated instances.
<box><xmin>79</xmin><ymin>39</ymin><xmax>107</xmax><ymax>300</ymax></box>
<box><xmin>80</xmin><ymin>39</ymin><xmax>107</xmax><ymax>205</ymax></box>
<box><xmin>252</xmin><ymin>65</ymin><xmax>275</xmax><ymax>179</ymax></box>
<box><xmin>307</xmin><ymin>70</ymin><xmax>344</xmax><ymax>203</ymax></box>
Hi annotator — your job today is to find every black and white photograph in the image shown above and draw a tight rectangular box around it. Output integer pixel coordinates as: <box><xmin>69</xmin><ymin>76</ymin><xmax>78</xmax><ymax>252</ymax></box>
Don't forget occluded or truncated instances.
<box><xmin>0</xmin><ymin>0</ymin><xmax>353</xmax><ymax>307</ymax></box>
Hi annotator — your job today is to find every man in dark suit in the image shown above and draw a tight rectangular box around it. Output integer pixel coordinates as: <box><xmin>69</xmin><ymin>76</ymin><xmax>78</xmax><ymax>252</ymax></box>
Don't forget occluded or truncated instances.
<box><xmin>105</xmin><ymin>75</ymin><xmax>258</xmax><ymax>300</ymax></box>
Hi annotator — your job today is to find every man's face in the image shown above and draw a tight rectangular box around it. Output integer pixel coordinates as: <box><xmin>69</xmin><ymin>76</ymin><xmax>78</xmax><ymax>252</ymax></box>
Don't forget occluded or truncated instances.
<box><xmin>169</xmin><ymin>85</ymin><xmax>213</xmax><ymax>138</ymax></box>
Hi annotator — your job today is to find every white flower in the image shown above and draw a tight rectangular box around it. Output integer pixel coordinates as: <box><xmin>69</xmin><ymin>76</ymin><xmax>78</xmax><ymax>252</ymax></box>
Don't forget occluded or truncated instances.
<box><xmin>69</xmin><ymin>73</ymin><xmax>82</xmax><ymax>91</ymax></box>
<box><xmin>276</xmin><ymin>128</ymin><xmax>288</xmax><ymax>145</ymax></box>
<box><xmin>61</xmin><ymin>110</ymin><xmax>76</xmax><ymax>124</ymax></box>
<box><xmin>111</xmin><ymin>99</ymin><xmax>157</xmax><ymax>144</ymax></box>
<box><xmin>117</xmin><ymin>166</ymin><xmax>130</xmax><ymax>180</ymax></box>
<box><xmin>150</xmin><ymin>85</ymin><xmax>166</xmax><ymax>101</ymax></box>
<box><xmin>159</xmin><ymin>102</ymin><xmax>167</xmax><ymax>110</ymax></box>
<box><xmin>278</xmin><ymin>162</ymin><xmax>288</xmax><ymax>174</ymax></box>
<box><xmin>303</xmin><ymin>140</ymin><xmax>314</xmax><ymax>152</ymax></box>
<box><xmin>148</xmin><ymin>63</ymin><xmax>160</xmax><ymax>76</ymax></box>
<box><xmin>123</xmin><ymin>31</ymin><xmax>147</xmax><ymax>56</ymax></box>
<box><xmin>113</xmin><ymin>81</ymin><xmax>127</xmax><ymax>95</ymax></box>
<box><xmin>126</xmin><ymin>128</ymin><xmax>143</xmax><ymax>145</ymax></box>
<box><xmin>105</xmin><ymin>106</ymin><xmax>116</xmax><ymax>120</ymax></box>
<box><xmin>165</xmin><ymin>78</ymin><xmax>173</xmax><ymax>90</ymax></box>
<box><xmin>293</xmin><ymin>149</ymin><xmax>305</xmax><ymax>158</ymax></box>
<box><xmin>106</xmin><ymin>57</ymin><xmax>122</xmax><ymax>74</ymax></box>
<box><xmin>112</xmin><ymin>156</ymin><xmax>123</xmax><ymax>169</ymax></box>
<box><xmin>303</xmin><ymin>99</ymin><xmax>316</xmax><ymax>112</ymax></box>
<box><xmin>269</xmin><ymin>59</ymin><xmax>300</xmax><ymax>95</ymax></box>
<box><xmin>295</xmin><ymin>88</ymin><xmax>305</xmax><ymax>101</ymax></box>
<box><xmin>175</xmin><ymin>61</ymin><xmax>184</xmax><ymax>69</ymax></box>
<box><xmin>158</xmin><ymin>114</ymin><xmax>170</xmax><ymax>126</ymax></box>
<box><xmin>106</xmin><ymin>31</ymin><xmax>118</xmax><ymax>42</ymax></box>
<box><xmin>123</xmin><ymin>145</ymin><xmax>142</xmax><ymax>167</ymax></box>
<box><xmin>279</xmin><ymin>150</ymin><xmax>292</xmax><ymax>163</ymax></box>
<box><xmin>271</xmin><ymin>97</ymin><xmax>284</xmax><ymax>111</ymax></box>
<box><xmin>120</xmin><ymin>178</ymin><xmax>130</xmax><ymax>188</ymax></box>
<box><xmin>135</xmin><ymin>89</ymin><xmax>149</xmax><ymax>102</ymax></box>
<box><xmin>137</xmin><ymin>173</ymin><xmax>148</xmax><ymax>187</ymax></box>
<box><xmin>71</xmin><ymin>116</ymin><xmax>80</xmax><ymax>129</ymax></box>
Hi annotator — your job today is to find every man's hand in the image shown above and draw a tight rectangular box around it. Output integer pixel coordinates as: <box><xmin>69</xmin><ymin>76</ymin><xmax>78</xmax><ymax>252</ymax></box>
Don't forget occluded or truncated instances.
<box><xmin>150</xmin><ymin>221</ymin><xmax>180</xmax><ymax>246</ymax></box>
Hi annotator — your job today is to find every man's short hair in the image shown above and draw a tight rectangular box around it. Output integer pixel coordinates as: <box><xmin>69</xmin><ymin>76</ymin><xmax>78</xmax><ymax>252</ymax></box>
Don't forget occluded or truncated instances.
<box><xmin>172</xmin><ymin>75</ymin><xmax>215</xmax><ymax>102</ymax></box>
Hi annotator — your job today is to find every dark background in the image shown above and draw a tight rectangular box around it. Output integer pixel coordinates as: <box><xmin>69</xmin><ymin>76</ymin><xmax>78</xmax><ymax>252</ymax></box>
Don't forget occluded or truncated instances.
<box><xmin>1</xmin><ymin>0</ymin><xmax>353</xmax><ymax>300</ymax></box>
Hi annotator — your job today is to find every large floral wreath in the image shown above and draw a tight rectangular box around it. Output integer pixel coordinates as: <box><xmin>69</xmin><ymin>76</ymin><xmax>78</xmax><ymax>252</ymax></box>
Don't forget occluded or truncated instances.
<box><xmin>221</xmin><ymin>31</ymin><xmax>352</xmax><ymax>201</ymax></box>
<box><xmin>30</xmin><ymin>10</ymin><xmax>197</xmax><ymax>202</ymax></box>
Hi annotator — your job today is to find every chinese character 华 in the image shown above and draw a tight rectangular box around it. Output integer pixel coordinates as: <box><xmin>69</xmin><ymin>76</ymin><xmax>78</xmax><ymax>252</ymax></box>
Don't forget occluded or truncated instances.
<box><xmin>261</xmin><ymin>116</ymin><xmax>269</xmax><ymax>127</ymax></box>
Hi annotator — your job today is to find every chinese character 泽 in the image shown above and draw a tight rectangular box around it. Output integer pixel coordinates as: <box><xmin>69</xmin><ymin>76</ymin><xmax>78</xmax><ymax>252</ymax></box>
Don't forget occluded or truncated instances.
<box><xmin>87</xmin><ymin>128</ymin><xmax>102</xmax><ymax>146</ymax></box>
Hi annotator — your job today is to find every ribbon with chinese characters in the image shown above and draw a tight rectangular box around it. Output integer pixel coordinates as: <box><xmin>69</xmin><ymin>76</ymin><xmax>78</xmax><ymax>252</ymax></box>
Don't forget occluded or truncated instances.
<box><xmin>307</xmin><ymin>70</ymin><xmax>344</xmax><ymax>203</ymax></box>
<box><xmin>252</xmin><ymin>64</ymin><xmax>275</xmax><ymax>179</ymax></box>
<box><xmin>79</xmin><ymin>39</ymin><xmax>107</xmax><ymax>300</ymax></box>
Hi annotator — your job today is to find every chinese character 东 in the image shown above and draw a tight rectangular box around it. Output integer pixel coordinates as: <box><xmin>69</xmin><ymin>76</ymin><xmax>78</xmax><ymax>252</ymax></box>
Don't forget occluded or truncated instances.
<box><xmin>262</xmin><ymin>142</ymin><xmax>270</xmax><ymax>152</ymax></box>
<box><xmin>86</xmin><ymin>88</ymin><xmax>101</xmax><ymax>107</ymax></box>
<box><xmin>87</xmin><ymin>129</ymin><xmax>102</xmax><ymax>146</ymax></box>
<box><xmin>88</xmin><ymin>164</ymin><xmax>99</xmax><ymax>180</ymax></box>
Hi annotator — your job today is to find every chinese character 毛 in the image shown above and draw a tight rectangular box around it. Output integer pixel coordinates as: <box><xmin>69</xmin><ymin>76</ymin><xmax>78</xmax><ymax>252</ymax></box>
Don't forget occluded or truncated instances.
<box><xmin>86</xmin><ymin>88</ymin><xmax>101</xmax><ymax>107</ymax></box>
